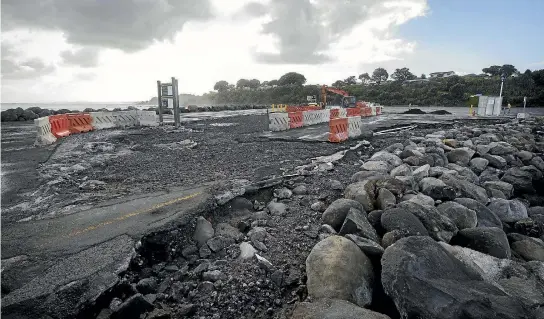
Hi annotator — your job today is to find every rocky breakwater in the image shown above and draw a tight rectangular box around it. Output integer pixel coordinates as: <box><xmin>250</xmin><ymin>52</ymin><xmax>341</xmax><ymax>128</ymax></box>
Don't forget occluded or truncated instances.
<box><xmin>297</xmin><ymin>120</ymin><xmax>544</xmax><ymax>318</ymax></box>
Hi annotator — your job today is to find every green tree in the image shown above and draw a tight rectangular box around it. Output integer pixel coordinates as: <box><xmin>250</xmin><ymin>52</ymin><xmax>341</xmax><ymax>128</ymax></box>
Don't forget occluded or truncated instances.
<box><xmin>421</xmin><ymin>74</ymin><xmax>426</xmax><ymax>79</ymax></box>
<box><xmin>236</xmin><ymin>79</ymin><xmax>250</xmax><ymax>88</ymax></box>
<box><xmin>482</xmin><ymin>65</ymin><xmax>501</xmax><ymax>76</ymax></box>
<box><xmin>358</xmin><ymin>73</ymin><xmax>370</xmax><ymax>84</ymax></box>
<box><xmin>344</xmin><ymin>76</ymin><xmax>357</xmax><ymax>85</ymax></box>
<box><xmin>268</xmin><ymin>79</ymin><xmax>279</xmax><ymax>86</ymax></box>
<box><xmin>372</xmin><ymin>67</ymin><xmax>388</xmax><ymax>84</ymax></box>
<box><xmin>213</xmin><ymin>80</ymin><xmax>230</xmax><ymax>92</ymax></box>
<box><xmin>391</xmin><ymin>67</ymin><xmax>416</xmax><ymax>82</ymax></box>
<box><xmin>500</xmin><ymin>64</ymin><xmax>518</xmax><ymax>77</ymax></box>
<box><xmin>531</xmin><ymin>69</ymin><xmax>544</xmax><ymax>86</ymax></box>
<box><xmin>248</xmin><ymin>79</ymin><xmax>261</xmax><ymax>89</ymax></box>
<box><xmin>332</xmin><ymin>80</ymin><xmax>345</xmax><ymax>87</ymax></box>
<box><xmin>449</xmin><ymin>83</ymin><xmax>466</xmax><ymax>98</ymax></box>
<box><xmin>278</xmin><ymin>72</ymin><xmax>306</xmax><ymax>86</ymax></box>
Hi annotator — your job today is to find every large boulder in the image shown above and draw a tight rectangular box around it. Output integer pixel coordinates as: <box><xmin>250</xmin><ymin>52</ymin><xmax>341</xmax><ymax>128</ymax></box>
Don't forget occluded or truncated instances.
<box><xmin>530</xmin><ymin>156</ymin><xmax>544</xmax><ymax>172</ymax></box>
<box><xmin>450</xmin><ymin>227</ymin><xmax>510</xmax><ymax>259</ymax></box>
<box><xmin>370</xmin><ymin>151</ymin><xmax>403</xmax><ymax>168</ymax></box>
<box><xmin>344</xmin><ymin>183</ymin><xmax>374</xmax><ymax>212</ymax></box>
<box><xmin>436</xmin><ymin>201</ymin><xmax>477</xmax><ymax>230</ymax></box>
<box><xmin>291</xmin><ymin>299</ymin><xmax>391</xmax><ymax>319</ymax></box>
<box><xmin>483</xmin><ymin>154</ymin><xmax>507</xmax><ymax>169</ymax></box>
<box><xmin>479</xmin><ymin>167</ymin><xmax>502</xmax><ymax>183</ymax></box>
<box><xmin>322</xmin><ymin>199</ymin><xmax>364</xmax><ymax>231</ymax></box>
<box><xmin>487</xmin><ymin>198</ymin><xmax>528</xmax><ymax>223</ymax></box>
<box><xmin>381</xmin><ymin>207</ymin><xmax>429</xmax><ymax>238</ymax></box>
<box><xmin>306</xmin><ymin>236</ymin><xmax>374</xmax><ymax>307</ymax></box>
<box><xmin>510</xmin><ymin>237</ymin><xmax>544</xmax><ymax>262</ymax></box>
<box><xmin>406</xmin><ymin>193</ymin><xmax>435</xmax><ymax>207</ymax></box>
<box><xmin>338</xmin><ymin>208</ymin><xmax>379</xmax><ymax>242</ymax></box>
<box><xmin>390</xmin><ymin>164</ymin><xmax>412</xmax><ymax>177</ymax></box>
<box><xmin>350</xmin><ymin>170</ymin><xmax>384</xmax><ymax>182</ymax></box>
<box><xmin>381</xmin><ymin>236</ymin><xmax>533</xmax><ymax>319</ymax></box>
<box><xmin>483</xmin><ymin>181</ymin><xmax>514</xmax><ymax>199</ymax></box>
<box><xmin>193</xmin><ymin>217</ymin><xmax>214</xmax><ymax>247</ymax></box>
<box><xmin>454</xmin><ymin>198</ymin><xmax>502</xmax><ymax>228</ymax></box>
<box><xmin>396</xmin><ymin>201</ymin><xmax>458</xmax><ymax>242</ymax></box>
<box><xmin>469</xmin><ymin>157</ymin><xmax>489</xmax><ymax>174</ymax></box>
<box><xmin>362</xmin><ymin>160</ymin><xmax>390</xmax><ymax>173</ymax></box>
<box><xmin>446</xmin><ymin>147</ymin><xmax>475</xmax><ymax>165</ymax></box>
<box><xmin>412</xmin><ymin>164</ymin><xmax>430</xmax><ymax>182</ymax></box>
<box><xmin>488</xmin><ymin>142</ymin><xmax>518</xmax><ymax>155</ymax></box>
<box><xmin>446</xmin><ymin>163</ymin><xmax>480</xmax><ymax>184</ymax></box>
<box><xmin>441</xmin><ymin>173</ymin><xmax>488</xmax><ymax>204</ymax></box>
<box><xmin>419</xmin><ymin>177</ymin><xmax>456</xmax><ymax>201</ymax></box>
<box><xmin>501</xmin><ymin>167</ymin><xmax>535</xmax><ymax>194</ymax></box>
<box><xmin>376</xmin><ymin>188</ymin><xmax>396</xmax><ymax>210</ymax></box>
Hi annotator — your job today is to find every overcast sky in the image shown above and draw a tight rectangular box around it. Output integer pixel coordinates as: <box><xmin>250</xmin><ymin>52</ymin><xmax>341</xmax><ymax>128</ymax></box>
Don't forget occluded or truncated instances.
<box><xmin>1</xmin><ymin>0</ymin><xmax>543</xmax><ymax>103</ymax></box>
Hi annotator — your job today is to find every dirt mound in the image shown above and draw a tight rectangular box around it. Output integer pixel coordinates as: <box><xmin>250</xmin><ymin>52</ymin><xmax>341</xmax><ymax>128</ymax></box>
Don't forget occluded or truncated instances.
<box><xmin>402</xmin><ymin>108</ymin><xmax>427</xmax><ymax>114</ymax></box>
<box><xmin>429</xmin><ymin>110</ymin><xmax>452</xmax><ymax>115</ymax></box>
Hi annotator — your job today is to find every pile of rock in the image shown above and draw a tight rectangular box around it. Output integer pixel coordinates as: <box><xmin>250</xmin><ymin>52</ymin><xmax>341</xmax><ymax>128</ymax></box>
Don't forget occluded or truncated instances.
<box><xmin>299</xmin><ymin>122</ymin><xmax>544</xmax><ymax>318</ymax></box>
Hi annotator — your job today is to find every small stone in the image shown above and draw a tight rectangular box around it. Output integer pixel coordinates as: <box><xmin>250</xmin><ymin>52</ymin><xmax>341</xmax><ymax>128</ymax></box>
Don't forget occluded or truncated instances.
<box><xmin>268</xmin><ymin>201</ymin><xmax>287</xmax><ymax>216</ymax></box>
<box><xmin>292</xmin><ymin>185</ymin><xmax>308</xmax><ymax>195</ymax></box>
<box><xmin>198</xmin><ymin>281</ymin><xmax>215</xmax><ymax>293</ymax></box>
<box><xmin>239</xmin><ymin>242</ymin><xmax>256</xmax><ymax>260</ymax></box>
<box><xmin>237</xmin><ymin>220</ymin><xmax>251</xmax><ymax>232</ymax></box>
<box><xmin>136</xmin><ymin>278</ymin><xmax>158</xmax><ymax>294</ymax></box>
<box><xmin>202</xmin><ymin>270</ymin><xmax>226</xmax><ymax>282</ymax></box>
<box><xmin>319</xmin><ymin>224</ymin><xmax>337</xmax><ymax>234</ymax></box>
<box><xmin>110</xmin><ymin>294</ymin><xmax>153</xmax><ymax>319</ymax></box>
<box><xmin>193</xmin><ymin>216</ymin><xmax>214</xmax><ymax>247</ymax></box>
<box><xmin>271</xmin><ymin>270</ymin><xmax>284</xmax><ymax>287</ymax></box>
<box><xmin>329</xmin><ymin>179</ymin><xmax>344</xmax><ymax>190</ymax></box>
<box><xmin>255</xmin><ymin>254</ymin><xmax>274</xmax><ymax>272</ymax></box>
<box><xmin>193</xmin><ymin>261</ymin><xmax>210</xmax><ymax>274</ymax></box>
<box><xmin>252</xmin><ymin>239</ymin><xmax>268</xmax><ymax>251</ymax></box>
<box><xmin>274</xmin><ymin>187</ymin><xmax>293</xmax><ymax>199</ymax></box>
<box><xmin>311</xmin><ymin>201</ymin><xmax>327</xmax><ymax>212</ymax></box>
<box><xmin>164</xmin><ymin>265</ymin><xmax>179</xmax><ymax>272</ymax></box>
<box><xmin>178</xmin><ymin>304</ymin><xmax>196</xmax><ymax>316</ymax></box>
<box><xmin>199</xmin><ymin>245</ymin><xmax>211</xmax><ymax>258</ymax></box>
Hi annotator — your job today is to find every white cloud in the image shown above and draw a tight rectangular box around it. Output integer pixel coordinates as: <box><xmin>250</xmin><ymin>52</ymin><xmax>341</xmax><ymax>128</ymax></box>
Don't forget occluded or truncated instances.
<box><xmin>1</xmin><ymin>0</ymin><xmax>431</xmax><ymax>103</ymax></box>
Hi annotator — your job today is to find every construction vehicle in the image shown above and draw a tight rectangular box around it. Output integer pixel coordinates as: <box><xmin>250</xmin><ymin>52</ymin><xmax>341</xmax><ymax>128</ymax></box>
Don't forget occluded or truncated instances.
<box><xmin>320</xmin><ymin>85</ymin><xmax>366</xmax><ymax>109</ymax></box>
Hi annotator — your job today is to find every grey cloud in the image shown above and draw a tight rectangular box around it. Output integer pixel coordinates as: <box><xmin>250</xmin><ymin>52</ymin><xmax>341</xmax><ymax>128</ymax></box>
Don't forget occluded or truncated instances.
<box><xmin>1</xmin><ymin>0</ymin><xmax>213</xmax><ymax>52</ymax></box>
<box><xmin>249</xmin><ymin>0</ymin><xmax>424</xmax><ymax>65</ymax></box>
<box><xmin>61</xmin><ymin>47</ymin><xmax>101</xmax><ymax>67</ymax></box>
<box><xmin>74</xmin><ymin>72</ymin><xmax>97</xmax><ymax>81</ymax></box>
<box><xmin>1</xmin><ymin>57</ymin><xmax>56</xmax><ymax>80</ymax></box>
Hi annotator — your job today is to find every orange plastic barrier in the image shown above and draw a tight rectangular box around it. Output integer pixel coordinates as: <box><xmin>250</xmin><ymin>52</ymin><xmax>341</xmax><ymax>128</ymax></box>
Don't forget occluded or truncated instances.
<box><xmin>361</xmin><ymin>107</ymin><xmax>372</xmax><ymax>117</ymax></box>
<box><xmin>328</xmin><ymin>118</ymin><xmax>349</xmax><ymax>143</ymax></box>
<box><xmin>288</xmin><ymin>111</ymin><xmax>304</xmax><ymax>129</ymax></box>
<box><xmin>346</xmin><ymin>108</ymin><xmax>362</xmax><ymax>117</ymax></box>
<box><xmin>49</xmin><ymin>114</ymin><xmax>71</xmax><ymax>138</ymax></box>
<box><xmin>67</xmin><ymin>113</ymin><xmax>94</xmax><ymax>134</ymax></box>
<box><xmin>330</xmin><ymin>109</ymin><xmax>339</xmax><ymax>119</ymax></box>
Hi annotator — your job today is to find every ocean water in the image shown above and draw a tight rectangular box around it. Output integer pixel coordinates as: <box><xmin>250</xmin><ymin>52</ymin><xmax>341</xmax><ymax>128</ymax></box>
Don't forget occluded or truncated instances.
<box><xmin>1</xmin><ymin>102</ymin><xmax>155</xmax><ymax>112</ymax></box>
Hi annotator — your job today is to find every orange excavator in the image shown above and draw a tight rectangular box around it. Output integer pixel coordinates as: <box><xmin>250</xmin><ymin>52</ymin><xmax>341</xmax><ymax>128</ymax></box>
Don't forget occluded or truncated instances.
<box><xmin>320</xmin><ymin>85</ymin><xmax>366</xmax><ymax>109</ymax></box>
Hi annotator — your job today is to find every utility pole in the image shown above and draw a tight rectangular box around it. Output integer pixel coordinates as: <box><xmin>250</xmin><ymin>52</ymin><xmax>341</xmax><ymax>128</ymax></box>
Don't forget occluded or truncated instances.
<box><xmin>499</xmin><ymin>74</ymin><xmax>505</xmax><ymax>97</ymax></box>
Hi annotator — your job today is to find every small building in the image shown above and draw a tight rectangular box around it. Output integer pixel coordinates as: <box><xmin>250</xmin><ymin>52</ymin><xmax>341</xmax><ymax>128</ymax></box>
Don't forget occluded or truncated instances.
<box><xmin>403</xmin><ymin>78</ymin><xmax>430</xmax><ymax>84</ymax></box>
<box><xmin>429</xmin><ymin>71</ymin><xmax>455</xmax><ymax>78</ymax></box>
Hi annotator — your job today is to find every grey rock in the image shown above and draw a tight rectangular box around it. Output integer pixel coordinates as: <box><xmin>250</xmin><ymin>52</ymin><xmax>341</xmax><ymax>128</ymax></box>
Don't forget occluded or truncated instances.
<box><xmin>528</xmin><ymin>206</ymin><xmax>544</xmax><ymax>217</ymax></box>
<box><xmin>487</xmin><ymin>198</ymin><xmax>528</xmax><ymax>223</ymax></box>
<box><xmin>437</xmin><ymin>201</ymin><xmax>477</xmax><ymax>230</ymax></box>
<box><xmin>338</xmin><ymin>208</ymin><xmax>379</xmax><ymax>242</ymax></box>
<box><xmin>147</xmin><ymin>308</ymin><xmax>172</xmax><ymax>319</ymax></box>
<box><xmin>362</xmin><ymin>160</ymin><xmax>390</xmax><ymax>172</ymax></box>
<box><xmin>345</xmin><ymin>234</ymin><xmax>385</xmax><ymax>256</ymax></box>
<box><xmin>390</xmin><ymin>164</ymin><xmax>412</xmax><ymax>177</ymax></box>
<box><xmin>419</xmin><ymin>177</ymin><xmax>456</xmax><ymax>201</ymax></box>
<box><xmin>454</xmin><ymin>198</ymin><xmax>502</xmax><ymax>228</ymax></box>
<box><xmin>344</xmin><ymin>183</ymin><xmax>374</xmax><ymax>212</ymax></box>
<box><xmin>412</xmin><ymin>164</ymin><xmax>430</xmax><ymax>182</ymax></box>
<box><xmin>446</xmin><ymin>147</ymin><xmax>475</xmax><ymax>165</ymax></box>
<box><xmin>292</xmin><ymin>184</ymin><xmax>308</xmax><ymax>195</ymax></box>
<box><xmin>370</xmin><ymin>150</ymin><xmax>403</xmax><ymax>167</ymax></box>
<box><xmin>446</xmin><ymin>163</ymin><xmax>480</xmax><ymax>184</ymax></box>
<box><xmin>193</xmin><ymin>261</ymin><xmax>209</xmax><ymax>274</ymax></box>
<box><xmin>394</xmin><ymin>175</ymin><xmax>418</xmax><ymax>192</ymax></box>
<box><xmin>311</xmin><ymin>201</ymin><xmax>327</xmax><ymax>212</ymax></box>
<box><xmin>198</xmin><ymin>281</ymin><xmax>214</xmax><ymax>293</ymax></box>
<box><xmin>319</xmin><ymin>224</ymin><xmax>337</xmax><ymax>234</ymax></box>
<box><xmin>376</xmin><ymin>188</ymin><xmax>396</xmax><ymax>210</ymax></box>
<box><xmin>406</xmin><ymin>193</ymin><xmax>435</xmax><ymax>206</ymax></box>
<box><xmin>252</xmin><ymin>239</ymin><xmax>267</xmax><ymax>251</ymax></box>
<box><xmin>441</xmin><ymin>173</ymin><xmax>488</xmax><ymax>204</ymax></box>
<box><xmin>400</xmin><ymin>148</ymin><xmax>424</xmax><ymax>159</ymax></box>
<box><xmin>521</xmin><ymin>165</ymin><xmax>543</xmax><ymax>180</ymax></box>
<box><xmin>479</xmin><ymin>167</ymin><xmax>502</xmax><ymax>183</ymax></box>
<box><xmin>306</xmin><ymin>236</ymin><xmax>374</xmax><ymax>307</ymax></box>
<box><xmin>136</xmin><ymin>277</ymin><xmax>158</xmax><ymax>294</ymax></box>
<box><xmin>530</xmin><ymin>156</ymin><xmax>544</xmax><ymax>171</ymax></box>
<box><xmin>202</xmin><ymin>270</ymin><xmax>226</xmax><ymax>282</ymax></box>
<box><xmin>428</xmin><ymin>166</ymin><xmax>452</xmax><ymax>177</ymax></box>
<box><xmin>367</xmin><ymin>210</ymin><xmax>383</xmax><ymax>231</ymax></box>
<box><xmin>267</xmin><ymin>201</ymin><xmax>287</xmax><ymax>216</ymax></box>
<box><xmin>273</xmin><ymin>187</ymin><xmax>292</xmax><ymax>199</ymax></box>
<box><xmin>181</xmin><ymin>245</ymin><xmax>198</xmax><ymax>258</ymax></box>
<box><xmin>110</xmin><ymin>294</ymin><xmax>153</xmax><ymax>319</ymax></box>
<box><xmin>350</xmin><ymin>170</ymin><xmax>384</xmax><ymax>182</ymax></box>
<box><xmin>193</xmin><ymin>216</ymin><xmax>214</xmax><ymax>247</ymax></box>
<box><xmin>291</xmin><ymin>299</ymin><xmax>391</xmax><ymax>319</ymax></box>
<box><xmin>483</xmin><ymin>181</ymin><xmax>514</xmax><ymax>199</ymax></box>
<box><xmin>403</xmin><ymin>156</ymin><xmax>420</xmax><ymax>166</ymax></box>
<box><xmin>469</xmin><ymin>157</ymin><xmax>489</xmax><ymax>174</ymax></box>
<box><xmin>373</xmin><ymin>176</ymin><xmax>406</xmax><ymax>197</ymax></box>
<box><xmin>483</xmin><ymin>154</ymin><xmax>507</xmax><ymax>169</ymax></box>
<box><xmin>476</xmin><ymin>144</ymin><xmax>491</xmax><ymax>155</ymax></box>
<box><xmin>215</xmin><ymin>223</ymin><xmax>244</xmax><ymax>241</ymax></box>
<box><xmin>517</xmin><ymin>150</ymin><xmax>533</xmax><ymax>162</ymax></box>
<box><xmin>382</xmin><ymin>236</ymin><xmax>532</xmax><ymax>319</ymax></box>
<box><xmin>511</xmin><ymin>238</ymin><xmax>544</xmax><ymax>262</ymax></box>
<box><xmin>322</xmin><ymin>199</ymin><xmax>365</xmax><ymax>230</ymax></box>
<box><xmin>397</xmin><ymin>201</ymin><xmax>458</xmax><ymax>242</ymax></box>
<box><xmin>381</xmin><ymin>207</ymin><xmax>429</xmax><ymax>237</ymax></box>
<box><xmin>451</xmin><ymin>227</ymin><xmax>511</xmax><ymax>259</ymax></box>
<box><xmin>329</xmin><ymin>179</ymin><xmax>344</xmax><ymax>190</ymax></box>
<box><xmin>239</xmin><ymin>242</ymin><xmax>256</xmax><ymax>260</ymax></box>
<box><xmin>199</xmin><ymin>245</ymin><xmax>211</xmax><ymax>258</ymax></box>
<box><xmin>247</xmin><ymin>227</ymin><xmax>267</xmax><ymax>242</ymax></box>
<box><xmin>488</xmin><ymin>141</ymin><xmax>518</xmax><ymax>155</ymax></box>
<box><xmin>270</xmin><ymin>270</ymin><xmax>284</xmax><ymax>287</ymax></box>
<box><xmin>206</xmin><ymin>236</ymin><xmax>231</xmax><ymax>252</ymax></box>
<box><xmin>386</xmin><ymin>142</ymin><xmax>405</xmax><ymax>153</ymax></box>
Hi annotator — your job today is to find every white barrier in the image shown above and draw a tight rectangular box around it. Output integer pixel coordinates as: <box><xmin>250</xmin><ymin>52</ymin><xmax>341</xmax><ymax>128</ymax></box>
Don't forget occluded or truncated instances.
<box><xmin>137</xmin><ymin>110</ymin><xmax>159</xmax><ymax>127</ymax></box>
<box><xmin>113</xmin><ymin>111</ymin><xmax>139</xmax><ymax>128</ymax></box>
<box><xmin>371</xmin><ymin>106</ymin><xmax>377</xmax><ymax>116</ymax></box>
<box><xmin>348</xmin><ymin>116</ymin><xmax>362</xmax><ymax>138</ymax></box>
<box><xmin>34</xmin><ymin>116</ymin><xmax>57</xmax><ymax>146</ymax></box>
<box><xmin>338</xmin><ymin>108</ymin><xmax>347</xmax><ymax>118</ymax></box>
<box><xmin>268</xmin><ymin>112</ymin><xmax>289</xmax><ymax>131</ymax></box>
<box><xmin>90</xmin><ymin>112</ymin><xmax>116</xmax><ymax>130</ymax></box>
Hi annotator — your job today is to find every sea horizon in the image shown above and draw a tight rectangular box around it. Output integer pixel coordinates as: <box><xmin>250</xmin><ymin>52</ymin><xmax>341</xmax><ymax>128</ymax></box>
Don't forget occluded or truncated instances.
<box><xmin>1</xmin><ymin>102</ymin><xmax>156</xmax><ymax>111</ymax></box>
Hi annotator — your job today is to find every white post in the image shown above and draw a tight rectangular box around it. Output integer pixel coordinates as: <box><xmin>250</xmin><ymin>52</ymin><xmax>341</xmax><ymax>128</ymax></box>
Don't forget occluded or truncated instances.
<box><xmin>499</xmin><ymin>79</ymin><xmax>504</xmax><ymax>97</ymax></box>
<box><xmin>523</xmin><ymin>96</ymin><xmax>527</xmax><ymax>111</ymax></box>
